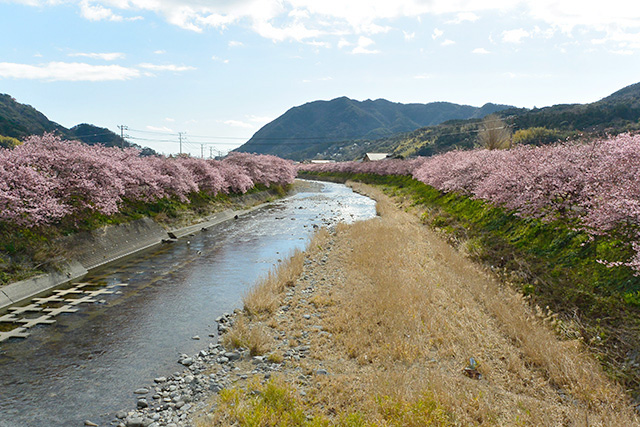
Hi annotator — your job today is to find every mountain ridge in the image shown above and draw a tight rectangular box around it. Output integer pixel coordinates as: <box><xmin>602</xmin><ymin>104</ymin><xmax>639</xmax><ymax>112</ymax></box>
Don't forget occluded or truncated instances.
<box><xmin>234</xmin><ymin>97</ymin><xmax>513</xmax><ymax>160</ymax></box>
<box><xmin>0</xmin><ymin>94</ymin><xmax>155</xmax><ymax>153</ymax></box>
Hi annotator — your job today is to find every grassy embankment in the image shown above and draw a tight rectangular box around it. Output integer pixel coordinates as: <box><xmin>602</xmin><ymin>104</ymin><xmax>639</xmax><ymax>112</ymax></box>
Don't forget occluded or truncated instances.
<box><xmin>299</xmin><ymin>172</ymin><xmax>640</xmax><ymax>395</ymax></box>
<box><xmin>0</xmin><ymin>184</ymin><xmax>289</xmax><ymax>287</ymax></box>
<box><xmin>197</xmin><ymin>183</ymin><xmax>638</xmax><ymax>426</ymax></box>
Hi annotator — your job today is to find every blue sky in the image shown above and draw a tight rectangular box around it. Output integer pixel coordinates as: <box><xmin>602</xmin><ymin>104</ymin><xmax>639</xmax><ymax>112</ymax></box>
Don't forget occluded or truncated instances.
<box><xmin>1</xmin><ymin>0</ymin><xmax>639</xmax><ymax>156</ymax></box>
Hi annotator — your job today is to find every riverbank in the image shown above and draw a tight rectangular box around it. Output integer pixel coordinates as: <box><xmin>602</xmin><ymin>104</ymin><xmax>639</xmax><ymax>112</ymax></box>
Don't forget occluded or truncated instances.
<box><xmin>115</xmin><ymin>182</ymin><xmax>638</xmax><ymax>427</ymax></box>
<box><xmin>0</xmin><ymin>182</ymin><xmax>315</xmax><ymax>314</ymax></box>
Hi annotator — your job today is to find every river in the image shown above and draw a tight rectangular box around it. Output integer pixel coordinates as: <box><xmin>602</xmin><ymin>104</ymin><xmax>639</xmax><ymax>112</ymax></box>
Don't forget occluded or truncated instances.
<box><xmin>0</xmin><ymin>181</ymin><xmax>376</xmax><ymax>427</ymax></box>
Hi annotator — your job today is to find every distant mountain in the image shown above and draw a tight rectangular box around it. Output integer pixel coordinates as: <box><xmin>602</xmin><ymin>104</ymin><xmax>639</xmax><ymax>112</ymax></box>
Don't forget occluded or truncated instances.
<box><xmin>0</xmin><ymin>94</ymin><xmax>155</xmax><ymax>154</ymax></box>
<box><xmin>0</xmin><ymin>94</ymin><xmax>66</xmax><ymax>140</ymax></box>
<box><xmin>234</xmin><ymin>97</ymin><xmax>513</xmax><ymax>160</ymax></box>
<box><xmin>510</xmin><ymin>82</ymin><xmax>640</xmax><ymax>133</ymax></box>
<box><xmin>291</xmin><ymin>81</ymin><xmax>640</xmax><ymax>160</ymax></box>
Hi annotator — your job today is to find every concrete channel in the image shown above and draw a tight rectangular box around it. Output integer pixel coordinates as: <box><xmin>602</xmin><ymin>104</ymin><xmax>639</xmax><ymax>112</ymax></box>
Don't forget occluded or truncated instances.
<box><xmin>0</xmin><ymin>189</ymin><xmax>282</xmax><ymax>339</ymax></box>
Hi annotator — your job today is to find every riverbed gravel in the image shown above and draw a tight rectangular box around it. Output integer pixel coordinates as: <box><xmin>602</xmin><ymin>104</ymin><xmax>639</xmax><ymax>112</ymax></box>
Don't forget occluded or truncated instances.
<box><xmin>108</xmin><ymin>231</ymin><xmax>340</xmax><ymax>427</ymax></box>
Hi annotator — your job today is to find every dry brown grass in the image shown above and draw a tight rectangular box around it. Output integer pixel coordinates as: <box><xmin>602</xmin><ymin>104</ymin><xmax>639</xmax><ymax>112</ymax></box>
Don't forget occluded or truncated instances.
<box><xmin>242</xmin><ymin>246</ymin><xmax>306</xmax><ymax>317</ymax></box>
<box><xmin>221</xmin><ymin>316</ymin><xmax>271</xmax><ymax>356</ymax></box>
<box><xmin>318</xmin><ymin>184</ymin><xmax>638</xmax><ymax>425</ymax></box>
<box><xmin>202</xmin><ymin>183</ymin><xmax>638</xmax><ymax>426</ymax></box>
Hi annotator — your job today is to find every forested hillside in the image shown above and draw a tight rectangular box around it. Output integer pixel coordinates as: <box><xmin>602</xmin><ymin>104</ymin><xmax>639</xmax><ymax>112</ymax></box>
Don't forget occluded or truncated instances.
<box><xmin>235</xmin><ymin>96</ymin><xmax>512</xmax><ymax>160</ymax></box>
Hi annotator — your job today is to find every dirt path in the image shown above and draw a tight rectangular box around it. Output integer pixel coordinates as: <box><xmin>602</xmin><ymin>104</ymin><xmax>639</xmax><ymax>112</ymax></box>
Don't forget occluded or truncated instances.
<box><xmin>189</xmin><ymin>183</ymin><xmax>638</xmax><ymax>426</ymax></box>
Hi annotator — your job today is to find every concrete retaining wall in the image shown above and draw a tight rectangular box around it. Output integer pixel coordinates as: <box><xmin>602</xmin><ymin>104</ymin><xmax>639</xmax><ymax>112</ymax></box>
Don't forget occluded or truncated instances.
<box><xmin>0</xmin><ymin>189</ymin><xmax>281</xmax><ymax>312</ymax></box>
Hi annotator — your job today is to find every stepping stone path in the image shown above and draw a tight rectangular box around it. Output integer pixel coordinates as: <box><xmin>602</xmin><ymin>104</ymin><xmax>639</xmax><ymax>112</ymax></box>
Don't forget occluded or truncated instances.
<box><xmin>84</xmin><ymin>288</ymin><xmax>114</xmax><ymax>297</ymax></box>
<box><xmin>0</xmin><ymin>327</ymin><xmax>29</xmax><ymax>342</ymax></box>
<box><xmin>18</xmin><ymin>315</ymin><xmax>56</xmax><ymax>329</ymax></box>
<box><xmin>65</xmin><ymin>295</ymin><xmax>98</xmax><ymax>306</ymax></box>
<box><xmin>43</xmin><ymin>305</ymin><xmax>79</xmax><ymax>316</ymax></box>
<box><xmin>0</xmin><ymin>282</ymin><xmax>129</xmax><ymax>343</ymax></box>
<box><xmin>32</xmin><ymin>295</ymin><xmax>65</xmax><ymax>304</ymax></box>
<box><xmin>0</xmin><ymin>313</ymin><xmax>19</xmax><ymax>323</ymax></box>
<box><xmin>53</xmin><ymin>288</ymin><xmax>85</xmax><ymax>297</ymax></box>
<box><xmin>8</xmin><ymin>303</ymin><xmax>43</xmax><ymax>315</ymax></box>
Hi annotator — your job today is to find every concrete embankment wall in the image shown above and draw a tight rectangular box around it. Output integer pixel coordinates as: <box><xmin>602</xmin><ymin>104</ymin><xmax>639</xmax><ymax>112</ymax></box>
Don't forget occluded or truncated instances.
<box><xmin>0</xmin><ymin>189</ymin><xmax>281</xmax><ymax>312</ymax></box>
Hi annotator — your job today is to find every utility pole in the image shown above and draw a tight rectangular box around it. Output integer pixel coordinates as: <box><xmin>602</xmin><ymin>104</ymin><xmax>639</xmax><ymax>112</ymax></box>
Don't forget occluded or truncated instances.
<box><xmin>117</xmin><ymin>125</ymin><xmax>128</xmax><ymax>149</ymax></box>
<box><xmin>201</xmin><ymin>144</ymin><xmax>204</xmax><ymax>159</ymax></box>
<box><xmin>178</xmin><ymin>132</ymin><xmax>184</xmax><ymax>155</ymax></box>
<box><xmin>209</xmin><ymin>147</ymin><xmax>213</xmax><ymax>159</ymax></box>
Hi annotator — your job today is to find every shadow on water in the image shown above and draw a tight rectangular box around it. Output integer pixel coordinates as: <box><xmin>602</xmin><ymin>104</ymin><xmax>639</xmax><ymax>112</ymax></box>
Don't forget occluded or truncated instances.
<box><xmin>0</xmin><ymin>181</ymin><xmax>375</xmax><ymax>427</ymax></box>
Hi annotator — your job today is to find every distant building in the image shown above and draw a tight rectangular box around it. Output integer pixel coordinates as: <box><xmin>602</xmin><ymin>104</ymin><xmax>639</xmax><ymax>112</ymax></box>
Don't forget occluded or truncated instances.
<box><xmin>362</xmin><ymin>153</ymin><xmax>390</xmax><ymax>162</ymax></box>
<box><xmin>309</xmin><ymin>159</ymin><xmax>336</xmax><ymax>164</ymax></box>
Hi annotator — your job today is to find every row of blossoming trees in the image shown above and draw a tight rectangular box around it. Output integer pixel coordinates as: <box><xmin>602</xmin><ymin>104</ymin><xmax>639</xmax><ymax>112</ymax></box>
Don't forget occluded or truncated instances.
<box><xmin>299</xmin><ymin>133</ymin><xmax>640</xmax><ymax>273</ymax></box>
<box><xmin>0</xmin><ymin>134</ymin><xmax>296</xmax><ymax>228</ymax></box>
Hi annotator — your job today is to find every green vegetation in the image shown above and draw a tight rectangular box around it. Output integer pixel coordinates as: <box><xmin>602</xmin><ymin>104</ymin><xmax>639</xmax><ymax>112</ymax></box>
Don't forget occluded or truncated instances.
<box><xmin>512</xmin><ymin>127</ymin><xmax>567</xmax><ymax>145</ymax></box>
<box><xmin>0</xmin><ymin>135</ymin><xmax>21</xmax><ymax>149</ymax></box>
<box><xmin>299</xmin><ymin>171</ymin><xmax>640</xmax><ymax>394</ymax></box>
<box><xmin>208</xmin><ymin>378</ymin><xmax>453</xmax><ymax>427</ymax></box>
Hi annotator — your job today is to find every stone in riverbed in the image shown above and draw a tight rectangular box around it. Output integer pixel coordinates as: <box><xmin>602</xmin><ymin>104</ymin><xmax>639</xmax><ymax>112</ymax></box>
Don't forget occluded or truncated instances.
<box><xmin>134</xmin><ymin>388</ymin><xmax>149</xmax><ymax>395</ymax></box>
<box><xmin>84</xmin><ymin>421</ymin><xmax>98</xmax><ymax>426</ymax></box>
<box><xmin>125</xmin><ymin>417</ymin><xmax>144</xmax><ymax>427</ymax></box>
<box><xmin>180</xmin><ymin>357</ymin><xmax>194</xmax><ymax>366</ymax></box>
<box><xmin>154</xmin><ymin>377</ymin><xmax>167</xmax><ymax>383</ymax></box>
<box><xmin>137</xmin><ymin>398</ymin><xmax>149</xmax><ymax>408</ymax></box>
<box><xmin>224</xmin><ymin>351</ymin><xmax>241</xmax><ymax>361</ymax></box>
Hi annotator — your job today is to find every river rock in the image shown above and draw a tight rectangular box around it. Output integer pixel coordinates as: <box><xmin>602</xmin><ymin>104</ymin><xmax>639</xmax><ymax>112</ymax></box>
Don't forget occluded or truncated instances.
<box><xmin>224</xmin><ymin>351</ymin><xmax>241</xmax><ymax>361</ymax></box>
<box><xmin>125</xmin><ymin>417</ymin><xmax>144</xmax><ymax>427</ymax></box>
<box><xmin>154</xmin><ymin>377</ymin><xmax>167</xmax><ymax>383</ymax></box>
<box><xmin>84</xmin><ymin>421</ymin><xmax>98</xmax><ymax>426</ymax></box>
<box><xmin>134</xmin><ymin>388</ymin><xmax>149</xmax><ymax>395</ymax></box>
<box><xmin>137</xmin><ymin>398</ymin><xmax>149</xmax><ymax>408</ymax></box>
<box><xmin>180</xmin><ymin>357</ymin><xmax>194</xmax><ymax>366</ymax></box>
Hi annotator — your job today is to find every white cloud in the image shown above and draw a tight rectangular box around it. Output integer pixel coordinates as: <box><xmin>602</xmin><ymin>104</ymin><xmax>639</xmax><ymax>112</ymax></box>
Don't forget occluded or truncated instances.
<box><xmin>306</xmin><ymin>40</ymin><xmax>331</xmax><ymax>48</ymax></box>
<box><xmin>414</xmin><ymin>73</ymin><xmax>432</xmax><ymax>79</ymax></box>
<box><xmin>337</xmin><ymin>38</ymin><xmax>352</xmax><ymax>49</ymax></box>
<box><xmin>68</xmin><ymin>52</ymin><xmax>126</xmax><ymax>61</ymax></box>
<box><xmin>223</xmin><ymin>119</ymin><xmax>254</xmax><ymax>129</ymax></box>
<box><xmin>352</xmin><ymin>36</ymin><xmax>379</xmax><ymax>54</ymax></box>
<box><xmin>146</xmin><ymin>125</ymin><xmax>174</xmax><ymax>132</ymax></box>
<box><xmin>154</xmin><ymin>50</ymin><xmax>166</xmax><ymax>55</ymax></box>
<box><xmin>228</xmin><ymin>40</ymin><xmax>244</xmax><ymax>47</ymax></box>
<box><xmin>446</xmin><ymin>12</ymin><xmax>479</xmax><ymax>24</ymax></box>
<box><xmin>165</xmin><ymin>117</ymin><xmax>175</xmax><ymax>122</ymax></box>
<box><xmin>441</xmin><ymin>39</ymin><xmax>455</xmax><ymax>46</ymax></box>
<box><xmin>403</xmin><ymin>31</ymin><xmax>415</xmax><ymax>41</ymax></box>
<box><xmin>138</xmin><ymin>63</ymin><xmax>196</xmax><ymax>72</ymax></box>
<box><xmin>13</xmin><ymin>0</ymin><xmax>640</xmax><ymax>49</ymax></box>
<box><xmin>247</xmin><ymin>115</ymin><xmax>274</xmax><ymax>123</ymax></box>
<box><xmin>79</xmin><ymin>0</ymin><xmax>122</xmax><ymax>21</ymax></box>
<box><xmin>502</xmin><ymin>28</ymin><xmax>530</xmax><ymax>43</ymax></box>
<box><xmin>211</xmin><ymin>55</ymin><xmax>230</xmax><ymax>63</ymax></box>
<box><xmin>472</xmin><ymin>47</ymin><xmax>490</xmax><ymax>54</ymax></box>
<box><xmin>432</xmin><ymin>28</ymin><xmax>443</xmax><ymax>39</ymax></box>
<box><xmin>0</xmin><ymin>61</ymin><xmax>139</xmax><ymax>81</ymax></box>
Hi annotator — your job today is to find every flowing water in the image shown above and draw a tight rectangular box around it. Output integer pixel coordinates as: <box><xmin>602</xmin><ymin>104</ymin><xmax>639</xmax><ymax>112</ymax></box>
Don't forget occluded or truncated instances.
<box><xmin>0</xmin><ymin>181</ymin><xmax>376</xmax><ymax>427</ymax></box>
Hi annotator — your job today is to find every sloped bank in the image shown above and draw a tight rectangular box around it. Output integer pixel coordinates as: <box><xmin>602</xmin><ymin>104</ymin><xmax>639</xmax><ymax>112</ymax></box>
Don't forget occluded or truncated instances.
<box><xmin>0</xmin><ymin>186</ymin><xmax>300</xmax><ymax>313</ymax></box>
<box><xmin>299</xmin><ymin>171</ymin><xmax>640</xmax><ymax>399</ymax></box>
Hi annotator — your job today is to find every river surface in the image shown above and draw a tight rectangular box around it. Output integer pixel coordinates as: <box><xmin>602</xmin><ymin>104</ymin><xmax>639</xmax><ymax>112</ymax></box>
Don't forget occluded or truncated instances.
<box><xmin>0</xmin><ymin>181</ymin><xmax>376</xmax><ymax>427</ymax></box>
